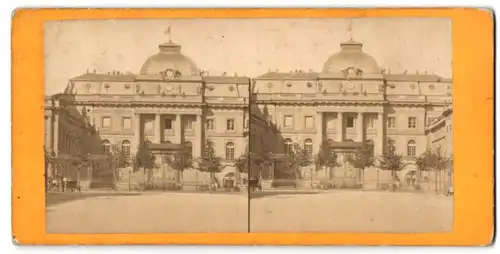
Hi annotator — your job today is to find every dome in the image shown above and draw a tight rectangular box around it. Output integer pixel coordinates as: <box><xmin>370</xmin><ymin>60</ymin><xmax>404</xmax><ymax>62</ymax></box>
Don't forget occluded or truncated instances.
<box><xmin>322</xmin><ymin>40</ymin><xmax>380</xmax><ymax>74</ymax></box>
<box><xmin>140</xmin><ymin>42</ymin><xmax>199</xmax><ymax>76</ymax></box>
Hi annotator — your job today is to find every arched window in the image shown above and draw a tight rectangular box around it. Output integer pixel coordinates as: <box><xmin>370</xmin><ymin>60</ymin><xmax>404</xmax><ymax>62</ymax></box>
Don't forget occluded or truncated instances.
<box><xmin>101</xmin><ymin>140</ymin><xmax>111</xmax><ymax>154</ymax></box>
<box><xmin>304</xmin><ymin>139</ymin><xmax>313</xmax><ymax>158</ymax></box>
<box><xmin>225</xmin><ymin>142</ymin><xmax>235</xmax><ymax>160</ymax></box>
<box><xmin>388</xmin><ymin>139</ymin><xmax>396</xmax><ymax>155</ymax></box>
<box><xmin>184</xmin><ymin>141</ymin><xmax>193</xmax><ymax>158</ymax></box>
<box><xmin>284</xmin><ymin>138</ymin><xmax>293</xmax><ymax>155</ymax></box>
<box><xmin>407</xmin><ymin>140</ymin><xmax>416</xmax><ymax>157</ymax></box>
<box><xmin>365</xmin><ymin>140</ymin><xmax>375</xmax><ymax>157</ymax></box>
<box><xmin>165</xmin><ymin>140</ymin><xmax>172</xmax><ymax>144</ymax></box>
<box><xmin>121</xmin><ymin>140</ymin><xmax>130</xmax><ymax>156</ymax></box>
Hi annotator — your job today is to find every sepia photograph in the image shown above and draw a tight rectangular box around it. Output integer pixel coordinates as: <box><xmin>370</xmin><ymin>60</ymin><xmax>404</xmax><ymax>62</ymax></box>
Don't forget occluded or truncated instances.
<box><xmin>43</xmin><ymin>18</ymin><xmax>453</xmax><ymax>234</ymax></box>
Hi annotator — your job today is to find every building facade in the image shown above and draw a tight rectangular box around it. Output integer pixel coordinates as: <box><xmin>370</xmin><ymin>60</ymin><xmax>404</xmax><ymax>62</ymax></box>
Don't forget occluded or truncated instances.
<box><xmin>251</xmin><ymin>39</ymin><xmax>452</xmax><ymax>188</ymax></box>
<box><xmin>45</xmin><ymin>36</ymin><xmax>453</xmax><ymax>189</ymax></box>
<box><xmin>47</xmin><ymin>40</ymin><xmax>251</xmax><ymax>185</ymax></box>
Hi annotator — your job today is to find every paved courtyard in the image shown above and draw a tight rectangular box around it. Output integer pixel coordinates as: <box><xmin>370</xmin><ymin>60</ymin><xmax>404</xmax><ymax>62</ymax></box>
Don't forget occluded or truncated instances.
<box><xmin>46</xmin><ymin>191</ymin><xmax>453</xmax><ymax>233</ymax></box>
<box><xmin>250</xmin><ymin>190</ymin><xmax>453</xmax><ymax>233</ymax></box>
<box><xmin>46</xmin><ymin>192</ymin><xmax>249</xmax><ymax>233</ymax></box>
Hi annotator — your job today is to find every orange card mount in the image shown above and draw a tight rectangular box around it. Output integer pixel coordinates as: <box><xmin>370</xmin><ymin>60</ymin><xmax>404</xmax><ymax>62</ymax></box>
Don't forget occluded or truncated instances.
<box><xmin>11</xmin><ymin>8</ymin><xmax>494</xmax><ymax>245</ymax></box>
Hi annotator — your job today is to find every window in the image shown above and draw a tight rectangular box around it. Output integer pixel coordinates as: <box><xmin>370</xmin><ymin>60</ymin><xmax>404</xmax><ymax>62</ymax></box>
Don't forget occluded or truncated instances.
<box><xmin>284</xmin><ymin>115</ymin><xmax>293</xmax><ymax>128</ymax></box>
<box><xmin>407</xmin><ymin>140</ymin><xmax>416</xmax><ymax>157</ymax></box>
<box><xmin>346</xmin><ymin>116</ymin><xmax>355</xmax><ymax>128</ymax></box>
<box><xmin>304</xmin><ymin>139</ymin><xmax>313</xmax><ymax>158</ymax></box>
<box><xmin>408</xmin><ymin>117</ymin><xmax>417</xmax><ymax>129</ymax></box>
<box><xmin>122</xmin><ymin>117</ymin><xmax>132</xmax><ymax>129</ymax></box>
<box><xmin>226</xmin><ymin>119</ymin><xmax>235</xmax><ymax>131</ymax></box>
<box><xmin>164</xmin><ymin>118</ymin><xmax>173</xmax><ymax>130</ymax></box>
<box><xmin>388</xmin><ymin>139</ymin><xmax>396</xmax><ymax>155</ymax></box>
<box><xmin>284</xmin><ymin>138</ymin><xmax>293</xmax><ymax>155</ymax></box>
<box><xmin>365</xmin><ymin>140</ymin><xmax>374</xmax><ymax>157</ymax></box>
<box><xmin>305</xmin><ymin>116</ymin><xmax>314</xmax><ymax>129</ymax></box>
<box><xmin>184</xmin><ymin>118</ymin><xmax>194</xmax><ymax>131</ymax></box>
<box><xmin>225</xmin><ymin>142</ymin><xmax>235</xmax><ymax>160</ymax></box>
<box><xmin>388</xmin><ymin>117</ymin><xmax>396</xmax><ymax>128</ymax></box>
<box><xmin>121</xmin><ymin>140</ymin><xmax>130</xmax><ymax>156</ymax></box>
<box><xmin>366</xmin><ymin>117</ymin><xmax>375</xmax><ymax>128</ymax></box>
<box><xmin>206</xmin><ymin>141</ymin><xmax>215</xmax><ymax>155</ymax></box>
<box><xmin>102</xmin><ymin>117</ymin><xmax>111</xmax><ymax>128</ymax></box>
<box><xmin>101</xmin><ymin>140</ymin><xmax>111</xmax><ymax>154</ymax></box>
<box><xmin>206</xmin><ymin>119</ymin><xmax>215</xmax><ymax>131</ymax></box>
<box><xmin>144</xmin><ymin>140</ymin><xmax>152</xmax><ymax>148</ymax></box>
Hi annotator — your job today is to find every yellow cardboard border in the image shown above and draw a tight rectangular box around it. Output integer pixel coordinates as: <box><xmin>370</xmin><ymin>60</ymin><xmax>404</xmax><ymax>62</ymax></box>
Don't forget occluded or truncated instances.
<box><xmin>11</xmin><ymin>8</ymin><xmax>494</xmax><ymax>245</ymax></box>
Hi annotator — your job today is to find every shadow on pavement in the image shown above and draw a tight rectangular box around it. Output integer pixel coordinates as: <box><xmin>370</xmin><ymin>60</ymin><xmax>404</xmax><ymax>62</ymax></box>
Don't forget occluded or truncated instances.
<box><xmin>249</xmin><ymin>190</ymin><xmax>321</xmax><ymax>199</ymax></box>
<box><xmin>46</xmin><ymin>192</ymin><xmax>144</xmax><ymax>207</ymax></box>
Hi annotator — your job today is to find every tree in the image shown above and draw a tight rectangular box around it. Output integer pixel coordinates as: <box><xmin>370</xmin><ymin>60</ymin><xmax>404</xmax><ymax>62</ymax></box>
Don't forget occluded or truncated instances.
<box><xmin>347</xmin><ymin>147</ymin><xmax>374</xmax><ymax>187</ymax></box>
<box><xmin>134</xmin><ymin>142</ymin><xmax>157</xmax><ymax>189</ymax></box>
<box><xmin>165</xmin><ymin>149</ymin><xmax>193</xmax><ymax>186</ymax></box>
<box><xmin>234</xmin><ymin>146</ymin><xmax>249</xmax><ymax>174</ymax></box>
<box><xmin>282</xmin><ymin>143</ymin><xmax>312</xmax><ymax>180</ymax></box>
<box><xmin>135</xmin><ymin>142</ymin><xmax>156</xmax><ymax>172</ymax></box>
<box><xmin>195</xmin><ymin>140</ymin><xmax>225</xmax><ymax>185</ymax></box>
<box><xmin>415</xmin><ymin>149</ymin><xmax>434</xmax><ymax>190</ymax></box>
<box><xmin>71</xmin><ymin>152</ymin><xmax>92</xmax><ymax>183</ymax></box>
<box><xmin>315</xmin><ymin>140</ymin><xmax>340</xmax><ymax>180</ymax></box>
<box><xmin>378</xmin><ymin>147</ymin><xmax>407</xmax><ymax>190</ymax></box>
<box><xmin>428</xmin><ymin>146</ymin><xmax>450</xmax><ymax>194</ymax></box>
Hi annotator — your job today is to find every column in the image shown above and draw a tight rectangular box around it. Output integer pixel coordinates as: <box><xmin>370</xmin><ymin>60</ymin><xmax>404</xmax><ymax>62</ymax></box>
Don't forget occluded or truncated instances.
<box><xmin>377</xmin><ymin>112</ymin><xmax>384</xmax><ymax>156</ymax></box>
<box><xmin>175</xmin><ymin>114</ymin><xmax>182</xmax><ymax>144</ymax></box>
<box><xmin>336</xmin><ymin>112</ymin><xmax>343</xmax><ymax>141</ymax></box>
<box><xmin>315</xmin><ymin>112</ymin><xmax>323</xmax><ymax>153</ymax></box>
<box><xmin>134</xmin><ymin>113</ymin><xmax>141</xmax><ymax>152</ymax></box>
<box><xmin>195</xmin><ymin>114</ymin><xmax>203</xmax><ymax>157</ymax></box>
<box><xmin>53</xmin><ymin>113</ymin><xmax>59</xmax><ymax>156</ymax></box>
<box><xmin>154</xmin><ymin>114</ymin><xmax>162</xmax><ymax>144</ymax></box>
<box><xmin>357</xmin><ymin>112</ymin><xmax>364</xmax><ymax>142</ymax></box>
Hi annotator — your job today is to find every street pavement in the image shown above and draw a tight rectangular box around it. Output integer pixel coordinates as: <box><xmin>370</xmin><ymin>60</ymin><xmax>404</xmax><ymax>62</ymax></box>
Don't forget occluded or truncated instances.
<box><xmin>250</xmin><ymin>190</ymin><xmax>453</xmax><ymax>233</ymax></box>
<box><xmin>46</xmin><ymin>190</ymin><xmax>452</xmax><ymax>233</ymax></box>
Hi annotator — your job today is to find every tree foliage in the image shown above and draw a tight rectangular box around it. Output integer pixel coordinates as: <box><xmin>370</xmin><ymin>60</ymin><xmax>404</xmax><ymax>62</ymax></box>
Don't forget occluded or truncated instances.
<box><xmin>234</xmin><ymin>145</ymin><xmax>249</xmax><ymax>173</ymax></box>
<box><xmin>378</xmin><ymin>151</ymin><xmax>406</xmax><ymax>175</ymax></box>
<box><xmin>315</xmin><ymin>141</ymin><xmax>340</xmax><ymax>170</ymax></box>
<box><xmin>195</xmin><ymin>140</ymin><xmax>225</xmax><ymax>174</ymax></box>
<box><xmin>282</xmin><ymin>143</ymin><xmax>313</xmax><ymax>179</ymax></box>
<box><xmin>135</xmin><ymin>142</ymin><xmax>156</xmax><ymax>171</ymax></box>
<box><xmin>347</xmin><ymin>147</ymin><xmax>374</xmax><ymax>170</ymax></box>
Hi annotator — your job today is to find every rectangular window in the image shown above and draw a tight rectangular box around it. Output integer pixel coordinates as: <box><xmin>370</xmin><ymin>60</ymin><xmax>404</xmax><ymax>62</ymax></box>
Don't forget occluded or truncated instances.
<box><xmin>388</xmin><ymin>117</ymin><xmax>396</xmax><ymax>128</ymax></box>
<box><xmin>284</xmin><ymin>115</ymin><xmax>293</xmax><ymax>128</ymax></box>
<box><xmin>102</xmin><ymin>117</ymin><xmax>111</xmax><ymax>128</ymax></box>
<box><xmin>408</xmin><ymin>117</ymin><xmax>417</xmax><ymax>129</ymax></box>
<box><xmin>122</xmin><ymin>117</ymin><xmax>132</xmax><ymax>129</ymax></box>
<box><xmin>346</xmin><ymin>116</ymin><xmax>355</xmax><ymax>128</ymax></box>
<box><xmin>226</xmin><ymin>119</ymin><xmax>235</xmax><ymax>131</ymax></box>
<box><xmin>366</xmin><ymin>117</ymin><xmax>375</xmax><ymax>128</ymax></box>
<box><xmin>164</xmin><ymin>118</ymin><xmax>173</xmax><ymax>130</ymax></box>
<box><xmin>305</xmin><ymin>116</ymin><xmax>314</xmax><ymax>129</ymax></box>
<box><xmin>184</xmin><ymin>118</ymin><xmax>194</xmax><ymax>131</ymax></box>
<box><xmin>206</xmin><ymin>119</ymin><xmax>214</xmax><ymax>130</ymax></box>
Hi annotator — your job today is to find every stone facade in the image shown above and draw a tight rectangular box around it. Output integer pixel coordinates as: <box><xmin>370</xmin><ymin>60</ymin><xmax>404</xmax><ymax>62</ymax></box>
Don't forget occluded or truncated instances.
<box><xmin>44</xmin><ymin>37</ymin><xmax>452</xmax><ymax>190</ymax></box>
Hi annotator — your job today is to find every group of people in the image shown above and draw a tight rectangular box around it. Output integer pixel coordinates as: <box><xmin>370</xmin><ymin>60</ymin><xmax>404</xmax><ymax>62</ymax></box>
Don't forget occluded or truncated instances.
<box><xmin>47</xmin><ymin>175</ymin><xmax>80</xmax><ymax>192</ymax></box>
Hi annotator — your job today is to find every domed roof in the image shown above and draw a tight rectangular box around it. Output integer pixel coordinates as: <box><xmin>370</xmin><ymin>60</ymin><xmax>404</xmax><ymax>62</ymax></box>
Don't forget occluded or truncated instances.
<box><xmin>322</xmin><ymin>40</ymin><xmax>380</xmax><ymax>74</ymax></box>
<box><xmin>140</xmin><ymin>42</ymin><xmax>199</xmax><ymax>76</ymax></box>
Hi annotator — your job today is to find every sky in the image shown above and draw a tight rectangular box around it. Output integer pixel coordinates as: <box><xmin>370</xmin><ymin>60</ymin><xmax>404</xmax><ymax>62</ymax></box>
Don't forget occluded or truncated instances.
<box><xmin>44</xmin><ymin>18</ymin><xmax>452</xmax><ymax>95</ymax></box>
